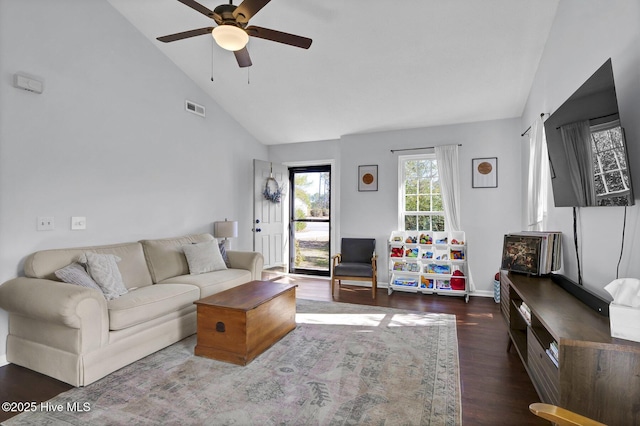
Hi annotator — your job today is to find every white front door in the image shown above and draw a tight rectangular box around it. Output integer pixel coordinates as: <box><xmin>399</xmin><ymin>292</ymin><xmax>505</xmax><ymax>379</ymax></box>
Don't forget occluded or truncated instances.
<box><xmin>253</xmin><ymin>159</ymin><xmax>288</xmax><ymax>269</ymax></box>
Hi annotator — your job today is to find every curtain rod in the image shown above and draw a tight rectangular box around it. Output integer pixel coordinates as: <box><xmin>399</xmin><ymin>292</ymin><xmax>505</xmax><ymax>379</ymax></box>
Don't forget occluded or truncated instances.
<box><xmin>390</xmin><ymin>144</ymin><xmax>462</xmax><ymax>154</ymax></box>
<box><xmin>521</xmin><ymin>113</ymin><xmax>548</xmax><ymax>137</ymax></box>
<box><xmin>555</xmin><ymin>112</ymin><xmax>619</xmax><ymax>130</ymax></box>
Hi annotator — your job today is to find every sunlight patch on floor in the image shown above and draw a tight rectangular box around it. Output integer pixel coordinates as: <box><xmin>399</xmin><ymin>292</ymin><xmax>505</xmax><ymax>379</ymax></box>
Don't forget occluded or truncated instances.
<box><xmin>296</xmin><ymin>312</ymin><xmax>453</xmax><ymax>328</ymax></box>
<box><xmin>388</xmin><ymin>313</ymin><xmax>452</xmax><ymax>327</ymax></box>
<box><xmin>467</xmin><ymin>312</ymin><xmax>494</xmax><ymax>319</ymax></box>
<box><xmin>296</xmin><ymin>313</ymin><xmax>385</xmax><ymax>326</ymax></box>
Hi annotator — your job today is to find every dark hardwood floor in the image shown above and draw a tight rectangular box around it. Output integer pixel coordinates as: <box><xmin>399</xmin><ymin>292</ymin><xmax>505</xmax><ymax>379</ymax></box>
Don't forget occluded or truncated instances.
<box><xmin>0</xmin><ymin>275</ymin><xmax>548</xmax><ymax>425</ymax></box>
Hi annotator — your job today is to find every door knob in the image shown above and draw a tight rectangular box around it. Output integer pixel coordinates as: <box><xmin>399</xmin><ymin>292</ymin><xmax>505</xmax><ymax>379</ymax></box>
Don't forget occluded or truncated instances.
<box><xmin>256</xmin><ymin>228</ymin><xmax>261</xmax><ymax>232</ymax></box>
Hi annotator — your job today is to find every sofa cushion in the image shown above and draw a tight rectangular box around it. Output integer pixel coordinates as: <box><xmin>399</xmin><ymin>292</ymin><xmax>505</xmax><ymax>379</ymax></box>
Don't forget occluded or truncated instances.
<box><xmin>54</xmin><ymin>262</ymin><xmax>102</xmax><ymax>291</ymax></box>
<box><xmin>159</xmin><ymin>269</ymin><xmax>251</xmax><ymax>298</ymax></box>
<box><xmin>341</xmin><ymin>238</ymin><xmax>376</xmax><ymax>264</ymax></box>
<box><xmin>24</xmin><ymin>242</ymin><xmax>153</xmax><ymax>289</ymax></box>
<box><xmin>78</xmin><ymin>252</ymin><xmax>128</xmax><ymax>301</ymax></box>
<box><xmin>183</xmin><ymin>240</ymin><xmax>227</xmax><ymax>275</ymax></box>
<box><xmin>140</xmin><ymin>234</ymin><xmax>215</xmax><ymax>283</ymax></box>
<box><xmin>334</xmin><ymin>262</ymin><xmax>374</xmax><ymax>278</ymax></box>
<box><xmin>107</xmin><ymin>284</ymin><xmax>200</xmax><ymax>331</ymax></box>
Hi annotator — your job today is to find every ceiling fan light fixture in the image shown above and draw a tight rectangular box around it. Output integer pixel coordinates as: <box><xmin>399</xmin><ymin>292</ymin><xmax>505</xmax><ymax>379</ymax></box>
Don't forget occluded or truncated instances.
<box><xmin>212</xmin><ymin>25</ymin><xmax>249</xmax><ymax>51</ymax></box>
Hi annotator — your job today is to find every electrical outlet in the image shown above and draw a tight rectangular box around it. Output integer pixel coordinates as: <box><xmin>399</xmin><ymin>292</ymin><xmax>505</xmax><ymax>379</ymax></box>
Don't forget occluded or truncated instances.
<box><xmin>71</xmin><ymin>217</ymin><xmax>86</xmax><ymax>230</ymax></box>
<box><xmin>37</xmin><ymin>216</ymin><xmax>54</xmax><ymax>231</ymax></box>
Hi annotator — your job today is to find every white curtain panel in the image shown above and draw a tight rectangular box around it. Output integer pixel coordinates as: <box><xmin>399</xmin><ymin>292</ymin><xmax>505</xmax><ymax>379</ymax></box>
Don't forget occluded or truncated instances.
<box><xmin>560</xmin><ymin>120</ymin><xmax>596</xmax><ymax>206</ymax></box>
<box><xmin>435</xmin><ymin>144</ymin><xmax>475</xmax><ymax>291</ymax></box>
<box><xmin>435</xmin><ymin>144</ymin><xmax>461</xmax><ymax>231</ymax></box>
<box><xmin>526</xmin><ymin>116</ymin><xmax>549</xmax><ymax>231</ymax></box>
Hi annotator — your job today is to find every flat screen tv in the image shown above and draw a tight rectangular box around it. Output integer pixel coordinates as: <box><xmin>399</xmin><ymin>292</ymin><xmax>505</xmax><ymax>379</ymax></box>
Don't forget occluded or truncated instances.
<box><xmin>544</xmin><ymin>59</ymin><xmax>635</xmax><ymax>207</ymax></box>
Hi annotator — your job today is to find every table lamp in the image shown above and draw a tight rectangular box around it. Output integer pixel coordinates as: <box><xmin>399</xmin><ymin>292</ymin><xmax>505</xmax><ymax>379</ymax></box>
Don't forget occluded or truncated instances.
<box><xmin>214</xmin><ymin>219</ymin><xmax>238</xmax><ymax>249</ymax></box>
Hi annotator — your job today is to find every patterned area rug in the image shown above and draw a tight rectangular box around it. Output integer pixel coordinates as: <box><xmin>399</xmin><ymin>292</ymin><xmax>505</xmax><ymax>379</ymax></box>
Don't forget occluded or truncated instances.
<box><xmin>5</xmin><ymin>299</ymin><xmax>461</xmax><ymax>425</ymax></box>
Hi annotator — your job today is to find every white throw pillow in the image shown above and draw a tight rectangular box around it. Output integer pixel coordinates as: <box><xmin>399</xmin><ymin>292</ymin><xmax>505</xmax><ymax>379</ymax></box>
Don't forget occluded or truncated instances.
<box><xmin>182</xmin><ymin>240</ymin><xmax>227</xmax><ymax>275</ymax></box>
<box><xmin>78</xmin><ymin>252</ymin><xmax>128</xmax><ymax>300</ymax></box>
<box><xmin>55</xmin><ymin>262</ymin><xmax>102</xmax><ymax>292</ymax></box>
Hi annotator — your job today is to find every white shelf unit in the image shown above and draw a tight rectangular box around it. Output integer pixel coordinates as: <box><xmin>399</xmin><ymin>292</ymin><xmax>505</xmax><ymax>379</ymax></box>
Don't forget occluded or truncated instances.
<box><xmin>388</xmin><ymin>230</ymin><xmax>469</xmax><ymax>302</ymax></box>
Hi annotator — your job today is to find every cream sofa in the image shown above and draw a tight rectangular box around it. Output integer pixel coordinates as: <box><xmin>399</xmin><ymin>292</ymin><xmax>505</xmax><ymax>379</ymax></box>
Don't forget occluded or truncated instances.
<box><xmin>0</xmin><ymin>233</ymin><xmax>263</xmax><ymax>386</ymax></box>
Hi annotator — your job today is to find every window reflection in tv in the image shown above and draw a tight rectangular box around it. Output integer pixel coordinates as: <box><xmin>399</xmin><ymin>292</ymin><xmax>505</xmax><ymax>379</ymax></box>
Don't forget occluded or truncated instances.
<box><xmin>544</xmin><ymin>59</ymin><xmax>635</xmax><ymax>207</ymax></box>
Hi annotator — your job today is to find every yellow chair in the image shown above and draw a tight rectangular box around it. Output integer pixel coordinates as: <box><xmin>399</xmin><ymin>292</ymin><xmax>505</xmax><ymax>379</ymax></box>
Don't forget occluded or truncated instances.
<box><xmin>331</xmin><ymin>238</ymin><xmax>377</xmax><ymax>299</ymax></box>
<box><xmin>529</xmin><ymin>403</ymin><xmax>606</xmax><ymax>426</ymax></box>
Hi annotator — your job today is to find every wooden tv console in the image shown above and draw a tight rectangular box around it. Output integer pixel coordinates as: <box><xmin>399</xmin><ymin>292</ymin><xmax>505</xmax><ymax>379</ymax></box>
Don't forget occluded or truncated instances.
<box><xmin>500</xmin><ymin>271</ymin><xmax>640</xmax><ymax>425</ymax></box>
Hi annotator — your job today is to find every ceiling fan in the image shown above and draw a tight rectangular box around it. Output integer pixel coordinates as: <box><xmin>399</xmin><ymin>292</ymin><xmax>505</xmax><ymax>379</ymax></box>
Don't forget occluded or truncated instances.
<box><xmin>157</xmin><ymin>0</ymin><xmax>312</xmax><ymax>68</ymax></box>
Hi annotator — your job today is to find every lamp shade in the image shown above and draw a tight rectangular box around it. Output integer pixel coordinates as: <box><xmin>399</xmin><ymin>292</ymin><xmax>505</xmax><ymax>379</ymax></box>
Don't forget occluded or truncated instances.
<box><xmin>214</xmin><ymin>220</ymin><xmax>238</xmax><ymax>239</ymax></box>
<box><xmin>212</xmin><ymin>25</ymin><xmax>249</xmax><ymax>51</ymax></box>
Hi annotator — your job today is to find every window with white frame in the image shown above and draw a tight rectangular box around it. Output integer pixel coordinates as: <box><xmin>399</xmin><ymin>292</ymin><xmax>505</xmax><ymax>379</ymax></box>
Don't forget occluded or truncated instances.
<box><xmin>590</xmin><ymin>120</ymin><xmax>631</xmax><ymax>205</ymax></box>
<box><xmin>399</xmin><ymin>154</ymin><xmax>445</xmax><ymax>231</ymax></box>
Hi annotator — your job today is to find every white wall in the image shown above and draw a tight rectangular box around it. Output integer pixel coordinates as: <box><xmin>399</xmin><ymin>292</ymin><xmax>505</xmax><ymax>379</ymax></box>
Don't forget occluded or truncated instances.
<box><xmin>0</xmin><ymin>0</ymin><xmax>267</xmax><ymax>362</ymax></box>
<box><xmin>270</xmin><ymin>118</ymin><xmax>523</xmax><ymax>296</ymax></box>
<box><xmin>521</xmin><ymin>0</ymin><xmax>640</xmax><ymax>298</ymax></box>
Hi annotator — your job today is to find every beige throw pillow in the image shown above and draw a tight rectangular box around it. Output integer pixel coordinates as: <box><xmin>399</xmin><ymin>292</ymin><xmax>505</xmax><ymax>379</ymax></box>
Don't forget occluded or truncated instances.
<box><xmin>78</xmin><ymin>252</ymin><xmax>128</xmax><ymax>300</ymax></box>
<box><xmin>182</xmin><ymin>240</ymin><xmax>227</xmax><ymax>275</ymax></box>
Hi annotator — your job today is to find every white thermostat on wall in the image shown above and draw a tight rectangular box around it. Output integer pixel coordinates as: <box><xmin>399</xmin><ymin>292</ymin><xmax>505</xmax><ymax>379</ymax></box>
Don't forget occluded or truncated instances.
<box><xmin>13</xmin><ymin>72</ymin><xmax>44</xmax><ymax>94</ymax></box>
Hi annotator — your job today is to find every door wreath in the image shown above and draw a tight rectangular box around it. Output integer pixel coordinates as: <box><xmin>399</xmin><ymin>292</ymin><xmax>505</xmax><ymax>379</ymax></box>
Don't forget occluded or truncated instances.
<box><xmin>263</xmin><ymin>176</ymin><xmax>283</xmax><ymax>203</ymax></box>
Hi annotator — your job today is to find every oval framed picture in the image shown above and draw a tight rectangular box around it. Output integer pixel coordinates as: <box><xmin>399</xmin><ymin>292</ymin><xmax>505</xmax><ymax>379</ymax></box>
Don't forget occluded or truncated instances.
<box><xmin>472</xmin><ymin>157</ymin><xmax>498</xmax><ymax>188</ymax></box>
<box><xmin>358</xmin><ymin>165</ymin><xmax>378</xmax><ymax>191</ymax></box>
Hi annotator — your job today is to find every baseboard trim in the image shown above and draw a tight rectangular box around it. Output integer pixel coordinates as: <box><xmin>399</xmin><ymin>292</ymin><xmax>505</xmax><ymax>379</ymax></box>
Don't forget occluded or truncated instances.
<box><xmin>344</xmin><ymin>281</ymin><xmax>494</xmax><ymax>300</ymax></box>
<box><xmin>0</xmin><ymin>353</ymin><xmax>8</xmax><ymax>367</ymax></box>
<box><xmin>340</xmin><ymin>280</ymin><xmax>388</xmax><ymax>288</ymax></box>
<box><xmin>470</xmin><ymin>290</ymin><xmax>495</xmax><ymax>299</ymax></box>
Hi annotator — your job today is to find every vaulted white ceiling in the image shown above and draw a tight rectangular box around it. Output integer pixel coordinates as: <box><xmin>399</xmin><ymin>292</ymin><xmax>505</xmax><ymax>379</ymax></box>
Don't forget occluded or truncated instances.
<box><xmin>108</xmin><ymin>0</ymin><xmax>559</xmax><ymax>145</ymax></box>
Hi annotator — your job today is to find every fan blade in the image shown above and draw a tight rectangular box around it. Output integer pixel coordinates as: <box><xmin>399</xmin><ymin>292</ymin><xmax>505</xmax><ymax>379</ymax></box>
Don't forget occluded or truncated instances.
<box><xmin>234</xmin><ymin>0</ymin><xmax>271</xmax><ymax>23</ymax></box>
<box><xmin>246</xmin><ymin>26</ymin><xmax>312</xmax><ymax>49</ymax></box>
<box><xmin>157</xmin><ymin>27</ymin><xmax>214</xmax><ymax>43</ymax></box>
<box><xmin>234</xmin><ymin>47</ymin><xmax>253</xmax><ymax>68</ymax></box>
<box><xmin>177</xmin><ymin>0</ymin><xmax>219</xmax><ymax>20</ymax></box>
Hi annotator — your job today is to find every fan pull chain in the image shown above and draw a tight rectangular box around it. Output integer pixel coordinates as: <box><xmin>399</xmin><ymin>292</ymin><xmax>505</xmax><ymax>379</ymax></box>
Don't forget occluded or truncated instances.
<box><xmin>247</xmin><ymin>43</ymin><xmax>251</xmax><ymax>85</ymax></box>
<box><xmin>211</xmin><ymin>37</ymin><xmax>215</xmax><ymax>81</ymax></box>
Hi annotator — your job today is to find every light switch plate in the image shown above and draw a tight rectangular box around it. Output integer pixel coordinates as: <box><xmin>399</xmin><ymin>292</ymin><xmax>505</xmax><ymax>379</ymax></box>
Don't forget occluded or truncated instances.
<box><xmin>37</xmin><ymin>217</ymin><xmax>54</xmax><ymax>231</ymax></box>
<box><xmin>71</xmin><ymin>217</ymin><xmax>86</xmax><ymax>230</ymax></box>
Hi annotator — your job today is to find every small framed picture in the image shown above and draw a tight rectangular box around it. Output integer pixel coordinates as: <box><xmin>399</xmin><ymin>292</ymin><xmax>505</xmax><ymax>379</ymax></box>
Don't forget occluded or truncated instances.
<box><xmin>358</xmin><ymin>165</ymin><xmax>378</xmax><ymax>191</ymax></box>
<box><xmin>472</xmin><ymin>157</ymin><xmax>498</xmax><ymax>188</ymax></box>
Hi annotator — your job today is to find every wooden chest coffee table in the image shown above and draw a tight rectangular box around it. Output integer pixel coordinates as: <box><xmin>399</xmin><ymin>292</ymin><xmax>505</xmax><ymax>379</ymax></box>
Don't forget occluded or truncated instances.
<box><xmin>194</xmin><ymin>280</ymin><xmax>297</xmax><ymax>365</ymax></box>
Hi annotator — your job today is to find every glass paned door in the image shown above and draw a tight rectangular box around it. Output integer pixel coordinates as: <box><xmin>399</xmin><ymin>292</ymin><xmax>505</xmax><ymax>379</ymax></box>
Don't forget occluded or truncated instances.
<box><xmin>289</xmin><ymin>165</ymin><xmax>331</xmax><ymax>276</ymax></box>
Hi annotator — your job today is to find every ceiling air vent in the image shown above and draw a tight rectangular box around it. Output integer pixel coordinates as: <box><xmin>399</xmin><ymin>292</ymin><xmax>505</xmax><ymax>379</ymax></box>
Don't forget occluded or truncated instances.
<box><xmin>185</xmin><ymin>100</ymin><xmax>205</xmax><ymax>117</ymax></box>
